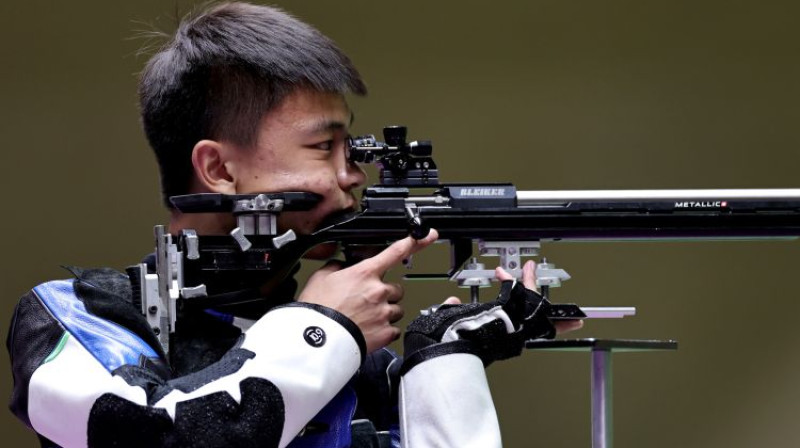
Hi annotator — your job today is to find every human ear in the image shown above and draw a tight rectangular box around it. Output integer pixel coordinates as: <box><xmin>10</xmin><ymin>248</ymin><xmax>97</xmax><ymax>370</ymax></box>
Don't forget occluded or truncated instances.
<box><xmin>191</xmin><ymin>140</ymin><xmax>236</xmax><ymax>194</ymax></box>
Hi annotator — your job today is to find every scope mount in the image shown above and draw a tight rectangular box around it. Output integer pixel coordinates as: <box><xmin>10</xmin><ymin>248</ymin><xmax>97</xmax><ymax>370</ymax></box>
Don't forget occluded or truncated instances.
<box><xmin>348</xmin><ymin>125</ymin><xmax>438</xmax><ymax>186</ymax></box>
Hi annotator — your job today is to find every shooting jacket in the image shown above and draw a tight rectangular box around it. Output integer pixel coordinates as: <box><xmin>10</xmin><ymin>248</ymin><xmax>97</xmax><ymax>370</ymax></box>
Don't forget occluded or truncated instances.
<box><xmin>8</xmin><ymin>265</ymin><xmax>502</xmax><ymax>448</ymax></box>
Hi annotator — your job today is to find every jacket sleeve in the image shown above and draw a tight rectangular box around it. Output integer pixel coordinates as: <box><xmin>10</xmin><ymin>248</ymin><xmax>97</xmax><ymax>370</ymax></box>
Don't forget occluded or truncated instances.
<box><xmin>397</xmin><ymin>343</ymin><xmax>502</xmax><ymax>448</ymax></box>
<box><xmin>7</xmin><ymin>279</ymin><xmax>365</xmax><ymax>448</ymax></box>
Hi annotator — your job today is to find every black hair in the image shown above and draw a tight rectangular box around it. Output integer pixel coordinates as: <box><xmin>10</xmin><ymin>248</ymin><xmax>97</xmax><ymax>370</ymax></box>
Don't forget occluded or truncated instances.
<box><xmin>138</xmin><ymin>2</ymin><xmax>367</xmax><ymax>208</ymax></box>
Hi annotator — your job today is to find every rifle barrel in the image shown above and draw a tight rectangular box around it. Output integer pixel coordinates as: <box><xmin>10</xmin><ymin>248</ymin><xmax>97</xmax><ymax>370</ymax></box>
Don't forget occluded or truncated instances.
<box><xmin>516</xmin><ymin>188</ymin><xmax>800</xmax><ymax>204</ymax></box>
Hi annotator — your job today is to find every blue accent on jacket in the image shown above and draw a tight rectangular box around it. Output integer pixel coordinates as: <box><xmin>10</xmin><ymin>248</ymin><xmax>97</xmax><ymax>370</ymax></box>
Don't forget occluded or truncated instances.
<box><xmin>33</xmin><ymin>279</ymin><xmax>158</xmax><ymax>372</ymax></box>
<box><xmin>287</xmin><ymin>385</ymin><xmax>357</xmax><ymax>448</ymax></box>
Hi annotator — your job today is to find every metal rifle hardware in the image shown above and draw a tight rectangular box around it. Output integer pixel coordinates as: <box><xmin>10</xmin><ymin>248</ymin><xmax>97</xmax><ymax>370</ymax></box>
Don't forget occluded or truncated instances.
<box><xmin>144</xmin><ymin>125</ymin><xmax>800</xmax><ymax>354</ymax></box>
<box><xmin>347</xmin><ymin>125</ymin><xmax>437</xmax><ymax>186</ymax></box>
<box><xmin>140</xmin><ymin>193</ymin><xmax>320</xmax><ymax>355</ymax></box>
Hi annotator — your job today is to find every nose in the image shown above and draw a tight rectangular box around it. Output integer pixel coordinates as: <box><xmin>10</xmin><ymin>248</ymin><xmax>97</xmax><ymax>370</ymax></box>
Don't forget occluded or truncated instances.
<box><xmin>339</xmin><ymin>158</ymin><xmax>367</xmax><ymax>191</ymax></box>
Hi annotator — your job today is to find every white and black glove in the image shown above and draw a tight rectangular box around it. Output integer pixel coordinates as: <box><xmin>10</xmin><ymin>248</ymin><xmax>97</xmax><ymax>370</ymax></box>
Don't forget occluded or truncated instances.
<box><xmin>398</xmin><ymin>280</ymin><xmax>555</xmax><ymax>448</ymax></box>
<box><xmin>402</xmin><ymin>280</ymin><xmax>555</xmax><ymax>370</ymax></box>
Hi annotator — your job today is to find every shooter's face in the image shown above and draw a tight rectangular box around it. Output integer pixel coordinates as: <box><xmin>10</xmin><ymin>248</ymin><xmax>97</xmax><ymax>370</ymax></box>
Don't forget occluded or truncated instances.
<box><xmin>231</xmin><ymin>88</ymin><xmax>367</xmax><ymax>257</ymax></box>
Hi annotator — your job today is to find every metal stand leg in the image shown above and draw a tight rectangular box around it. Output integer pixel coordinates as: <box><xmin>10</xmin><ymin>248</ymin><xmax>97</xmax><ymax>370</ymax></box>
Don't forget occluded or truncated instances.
<box><xmin>526</xmin><ymin>339</ymin><xmax>676</xmax><ymax>448</ymax></box>
<box><xmin>591</xmin><ymin>348</ymin><xmax>613</xmax><ymax>448</ymax></box>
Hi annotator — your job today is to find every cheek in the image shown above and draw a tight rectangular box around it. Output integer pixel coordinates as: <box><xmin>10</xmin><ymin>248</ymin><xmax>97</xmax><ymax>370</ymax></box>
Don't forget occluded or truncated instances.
<box><xmin>243</xmin><ymin>170</ymin><xmax>307</xmax><ymax>194</ymax></box>
<box><xmin>276</xmin><ymin>168</ymin><xmax>337</xmax><ymax>193</ymax></box>
<box><xmin>302</xmin><ymin>175</ymin><xmax>339</xmax><ymax>199</ymax></box>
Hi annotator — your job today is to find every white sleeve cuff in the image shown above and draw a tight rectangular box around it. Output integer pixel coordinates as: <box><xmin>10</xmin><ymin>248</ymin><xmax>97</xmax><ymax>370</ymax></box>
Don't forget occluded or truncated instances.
<box><xmin>399</xmin><ymin>351</ymin><xmax>501</xmax><ymax>448</ymax></box>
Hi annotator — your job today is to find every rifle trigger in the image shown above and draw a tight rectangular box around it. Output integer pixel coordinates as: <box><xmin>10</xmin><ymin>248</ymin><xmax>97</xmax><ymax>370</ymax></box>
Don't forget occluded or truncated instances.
<box><xmin>405</xmin><ymin>205</ymin><xmax>429</xmax><ymax>240</ymax></box>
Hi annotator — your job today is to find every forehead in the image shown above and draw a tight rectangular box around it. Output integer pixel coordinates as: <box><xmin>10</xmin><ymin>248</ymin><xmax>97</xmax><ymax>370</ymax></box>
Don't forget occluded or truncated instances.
<box><xmin>263</xmin><ymin>89</ymin><xmax>352</xmax><ymax>135</ymax></box>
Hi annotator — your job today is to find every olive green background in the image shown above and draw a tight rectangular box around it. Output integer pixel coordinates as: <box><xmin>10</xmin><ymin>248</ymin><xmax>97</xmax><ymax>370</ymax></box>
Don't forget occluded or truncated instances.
<box><xmin>2</xmin><ymin>1</ymin><xmax>800</xmax><ymax>447</ymax></box>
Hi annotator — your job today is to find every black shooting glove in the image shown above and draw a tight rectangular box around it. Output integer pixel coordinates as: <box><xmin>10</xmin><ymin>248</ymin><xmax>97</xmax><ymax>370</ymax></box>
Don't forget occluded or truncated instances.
<box><xmin>403</xmin><ymin>281</ymin><xmax>556</xmax><ymax>369</ymax></box>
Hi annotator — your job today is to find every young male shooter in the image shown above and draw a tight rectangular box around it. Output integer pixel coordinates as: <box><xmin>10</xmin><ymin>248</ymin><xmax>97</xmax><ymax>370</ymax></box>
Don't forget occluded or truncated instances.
<box><xmin>7</xmin><ymin>3</ymin><xmax>580</xmax><ymax>447</ymax></box>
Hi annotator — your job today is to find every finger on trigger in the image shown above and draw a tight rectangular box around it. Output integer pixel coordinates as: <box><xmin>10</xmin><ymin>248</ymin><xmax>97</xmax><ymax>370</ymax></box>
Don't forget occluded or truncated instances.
<box><xmin>366</xmin><ymin>229</ymin><xmax>439</xmax><ymax>273</ymax></box>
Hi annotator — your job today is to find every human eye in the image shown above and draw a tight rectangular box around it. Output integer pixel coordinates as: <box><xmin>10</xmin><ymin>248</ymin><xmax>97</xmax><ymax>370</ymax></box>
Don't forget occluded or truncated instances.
<box><xmin>311</xmin><ymin>140</ymin><xmax>333</xmax><ymax>151</ymax></box>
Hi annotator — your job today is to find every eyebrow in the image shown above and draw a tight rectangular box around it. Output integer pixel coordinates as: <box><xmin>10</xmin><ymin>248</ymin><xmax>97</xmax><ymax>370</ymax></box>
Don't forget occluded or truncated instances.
<box><xmin>304</xmin><ymin>111</ymin><xmax>356</xmax><ymax>135</ymax></box>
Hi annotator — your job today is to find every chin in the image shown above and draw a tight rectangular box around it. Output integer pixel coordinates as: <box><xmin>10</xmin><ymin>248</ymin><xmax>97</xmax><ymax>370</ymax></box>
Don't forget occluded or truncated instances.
<box><xmin>303</xmin><ymin>242</ymin><xmax>340</xmax><ymax>260</ymax></box>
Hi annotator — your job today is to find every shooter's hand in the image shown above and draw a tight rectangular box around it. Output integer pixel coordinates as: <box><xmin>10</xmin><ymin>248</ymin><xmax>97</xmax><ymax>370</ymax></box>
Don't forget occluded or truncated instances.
<box><xmin>403</xmin><ymin>286</ymin><xmax>544</xmax><ymax>368</ymax></box>
<box><xmin>298</xmin><ymin>230</ymin><xmax>439</xmax><ymax>354</ymax></box>
<box><xmin>496</xmin><ymin>260</ymin><xmax>584</xmax><ymax>335</ymax></box>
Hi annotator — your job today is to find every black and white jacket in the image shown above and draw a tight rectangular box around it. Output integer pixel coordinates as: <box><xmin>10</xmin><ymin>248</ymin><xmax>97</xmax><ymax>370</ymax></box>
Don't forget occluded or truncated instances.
<box><xmin>7</xmin><ymin>266</ymin><xmax>501</xmax><ymax>448</ymax></box>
